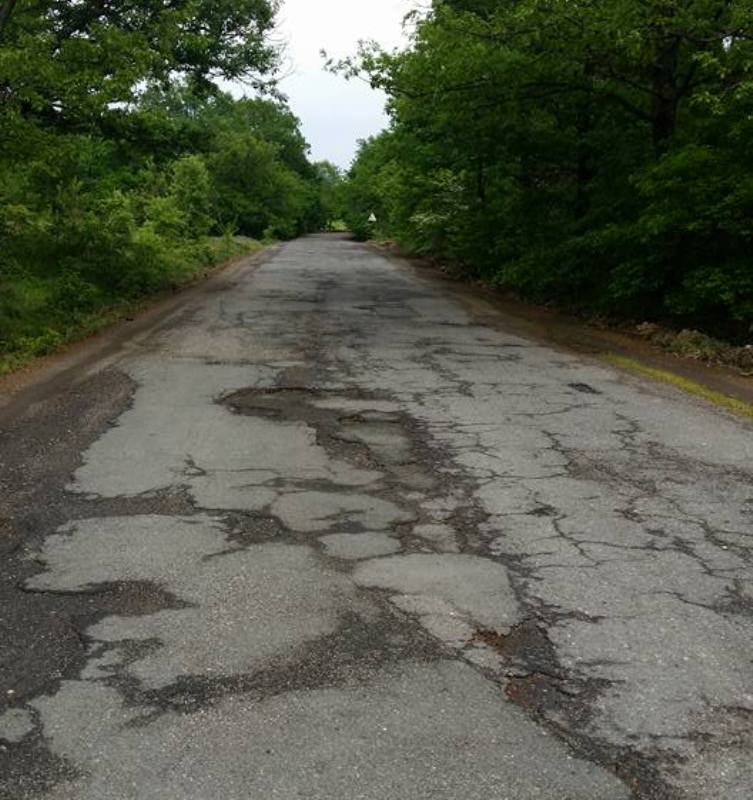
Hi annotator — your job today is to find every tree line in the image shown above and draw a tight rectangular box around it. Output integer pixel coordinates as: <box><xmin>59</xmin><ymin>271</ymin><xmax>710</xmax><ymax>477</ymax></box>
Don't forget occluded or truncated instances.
<box><xmin>0</xmin><ymin>0</ymin><xmax>339</xmax><ymax>367</ymax></box>
<box><xmin>339</xmin><ymin>0</ymin><xmax>753</xmax><ymax>341</ymax></box>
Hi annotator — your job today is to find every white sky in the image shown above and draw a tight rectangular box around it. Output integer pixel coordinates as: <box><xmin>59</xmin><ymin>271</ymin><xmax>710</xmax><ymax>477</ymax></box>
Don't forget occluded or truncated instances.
<box><xmin>273</xmin><ymin>0</ymin><xmax>414</xmax><ymax>169</ymax></box>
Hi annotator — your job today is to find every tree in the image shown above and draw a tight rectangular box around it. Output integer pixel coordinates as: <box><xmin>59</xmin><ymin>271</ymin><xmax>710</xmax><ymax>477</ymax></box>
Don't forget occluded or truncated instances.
<box><xmin>0</xmin><ymin>1</ymin><xmax>328</xmax><ymax>363</ymax></box>
<box><xmin>338</xmin><ymin>0</ymin><xmax>753</xmax><ymax>338</ymax></box>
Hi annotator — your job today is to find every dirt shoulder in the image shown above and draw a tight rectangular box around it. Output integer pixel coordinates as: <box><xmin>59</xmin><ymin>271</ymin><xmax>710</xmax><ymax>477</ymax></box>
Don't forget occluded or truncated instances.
<box><xmin>0</xmin><ymin>244</ymin><xmax>279</xmax><ymax>423</ymax></box>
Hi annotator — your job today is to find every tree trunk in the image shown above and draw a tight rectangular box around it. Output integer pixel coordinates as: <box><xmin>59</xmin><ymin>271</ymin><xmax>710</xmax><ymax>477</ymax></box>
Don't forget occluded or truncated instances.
<box><xmin>574</xmin><ymin>101</ymin><xmax>594</xmax><ymax>223</ymax></box>
<box><xmin>0</xmin><ymin>0</ymin><xmax>17</xmax><ymax>39</ymax></box>
<box><xmin>651</xmin><ymin>6</ymin><xmax>680</xmax><ymax>153</ymax></box>
<box><xmin>651</xmin><ymin>54</ymin><xmax>679</xmax><ymax>152</ymax></box>
<box><xmin>476</xmin><ymin>155</ymin><xmax>486</xmax><ymax>204</ymax></box>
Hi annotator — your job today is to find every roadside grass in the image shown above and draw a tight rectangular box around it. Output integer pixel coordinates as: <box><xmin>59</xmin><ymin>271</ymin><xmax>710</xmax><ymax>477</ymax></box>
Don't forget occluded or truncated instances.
<box><xmin>0</xmin><ymin>235</ymin><xmax>266</xmax><ymax>376</ymax></box>
<box><xmin>634</xmin><ymin>324</ymin><xmax>753</xmax><ymax>374</ymax></box>
<box><xmin>604</xmin><ymin>354</ymin><xmax>753</xmax><ymax>420</ymax></box>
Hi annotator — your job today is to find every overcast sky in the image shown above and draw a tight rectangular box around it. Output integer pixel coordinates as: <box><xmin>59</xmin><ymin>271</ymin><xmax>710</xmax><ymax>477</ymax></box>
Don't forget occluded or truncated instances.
<box><xmin>273</xmin><ymin>0</ymin><xmax>414</xmax><ymax>169</ymax></box>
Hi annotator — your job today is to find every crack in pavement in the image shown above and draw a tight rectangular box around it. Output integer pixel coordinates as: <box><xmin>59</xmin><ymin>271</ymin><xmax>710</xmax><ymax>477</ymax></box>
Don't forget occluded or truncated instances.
<box><xmin>1</xmin><ymin>235</ymin><xmax>752</xmax><ymax>799</ymax></box>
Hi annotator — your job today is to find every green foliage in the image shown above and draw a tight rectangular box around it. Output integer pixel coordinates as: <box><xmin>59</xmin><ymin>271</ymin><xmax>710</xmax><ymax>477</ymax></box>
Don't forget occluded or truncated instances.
<box><xmin>171</xmin><ymin>156</ymin><xmax>215</xmax><ymax>238</ymax></box>
<box><xmin>0</xmin><ymin>0</ymin><xmax>327</xmax><ymax>367</ymax></box>
<box><xmin>314</xmin><ymin>161</ymin><xmax>346</xmax><ymax>231</ymax></box>
<box><xmin>338</xmin><ymin>0</ymin><xmax>753</xmax><ymax>341</ymax></box>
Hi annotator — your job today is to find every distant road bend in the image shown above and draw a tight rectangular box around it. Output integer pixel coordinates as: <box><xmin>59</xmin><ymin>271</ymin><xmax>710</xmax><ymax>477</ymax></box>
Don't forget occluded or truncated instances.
<box><xmin>1</xmin><ymin>234</ymin><xmax>751</xmax><ymax>800</ymax></box>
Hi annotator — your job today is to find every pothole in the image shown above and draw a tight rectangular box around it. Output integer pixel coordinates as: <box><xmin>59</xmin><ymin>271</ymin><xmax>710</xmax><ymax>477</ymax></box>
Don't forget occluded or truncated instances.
<box><xmin>473</xmin><ymin>619</ymin><xmax>556</xmax><ymax>675</ymax></box>
<box><xmin>468</xmin><ymin>619</ymin><xmax>679</xmax><ymax>800</ymax></box>
<box><xmin>568</xmin><ymin>382</ymin><xmax>602</xmax><ymax>395</ymax></box>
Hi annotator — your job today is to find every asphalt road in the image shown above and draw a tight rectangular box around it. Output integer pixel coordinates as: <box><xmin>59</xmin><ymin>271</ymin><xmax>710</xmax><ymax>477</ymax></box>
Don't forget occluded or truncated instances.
<box><xmin>1</xmin><ymin>234</ymin><xmax>751</xmax><ymax>799</ymax></box>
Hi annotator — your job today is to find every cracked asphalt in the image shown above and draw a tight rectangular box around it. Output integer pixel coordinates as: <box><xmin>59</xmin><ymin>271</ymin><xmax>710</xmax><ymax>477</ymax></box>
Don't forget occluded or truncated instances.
<box><xmin>1</xmin><ymin>234</ymin><xmax>752</xmax><ymax>799</ymax></box>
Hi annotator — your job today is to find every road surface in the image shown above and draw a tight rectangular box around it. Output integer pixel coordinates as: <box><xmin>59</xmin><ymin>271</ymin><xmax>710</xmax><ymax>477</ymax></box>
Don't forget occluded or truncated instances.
<box><xmin>1</xmin><ymin>235</ymin><xmax>751</xmax><ymax>799</ymax></box>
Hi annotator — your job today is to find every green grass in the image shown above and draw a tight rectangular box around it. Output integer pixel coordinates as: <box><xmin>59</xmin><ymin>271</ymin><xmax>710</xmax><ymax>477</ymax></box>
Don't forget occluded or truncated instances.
<box><xmin>0</xmin><ymin>236</ymin><xmax>266</xmax><ymax>376</ymax></box>
<box><xmin>205</xmin><ymin>234</ymin><xmax>266</xmax><ymax>262</ymax></box>
<box><xmin>604</xmin><ymin>354</ymin><xmax>753</xmax><ymax>420</ymax></box>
